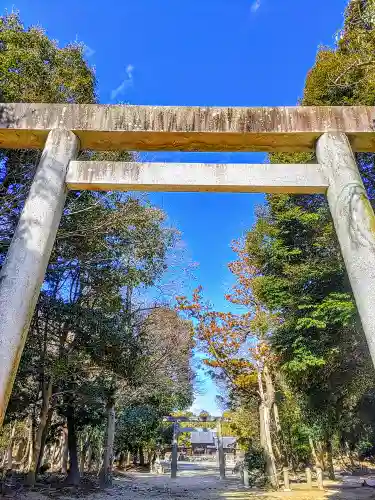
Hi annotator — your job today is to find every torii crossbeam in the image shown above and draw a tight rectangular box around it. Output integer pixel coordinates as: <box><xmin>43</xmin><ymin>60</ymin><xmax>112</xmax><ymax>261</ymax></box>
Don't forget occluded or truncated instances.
<box><xmin>1</xmin><ymin>103</ymin><xmax>375</xmax><ymax>425</ymax></box>
<box><xmin>1</xmin><ymin>103</ymin><xmax>375</xmax><ymax>152</ymax></box>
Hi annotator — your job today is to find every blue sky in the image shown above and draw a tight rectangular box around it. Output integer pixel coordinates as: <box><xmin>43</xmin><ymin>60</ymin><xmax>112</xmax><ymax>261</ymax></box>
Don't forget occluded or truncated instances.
<box><xmin>5</xmin><ymin>0</ymin><xmax>348</xmax><ymax>414</ymax></box>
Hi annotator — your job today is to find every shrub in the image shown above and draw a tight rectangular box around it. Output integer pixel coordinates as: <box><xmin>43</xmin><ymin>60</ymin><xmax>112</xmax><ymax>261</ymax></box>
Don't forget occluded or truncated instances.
<box><xmin>244</xmin><ymin>446</ymin><xmax>267</xmax><ymax>487</ymax></box>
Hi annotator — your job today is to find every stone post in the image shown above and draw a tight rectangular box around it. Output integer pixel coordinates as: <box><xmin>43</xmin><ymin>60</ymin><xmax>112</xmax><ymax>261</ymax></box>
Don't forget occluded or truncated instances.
<box><xmin>243</xmin><ymin>466</ymin><xmax>250</xmax><ymax>488</ymax></box>
<box><xmin>0</xmin><ymin>129</ymin><xmax>79</xmax><ymax>425</ymax></box>
<box><xmin>283</xmin><ymin>467</ymin><xmax>291</xmax><ymax>491</ymax></box>
<box><xmin>316</xmin><ymin>467</ymin><xmax>324</xmax><ymax>491</ymax></box>
<box><xmin>316</xmin><ymin>132</ymin><xmax>375</xmax><ymax>368</ymax></box>
<box><xmin>171</xmin><ymin>421</ymin><xmax>178</xmax><ymax>479</ymax></box>
<box><xmin>306</xmin><ymin>467</ymin><xmax>312</xmax><ymax>489</ymax></box>
<box><xmin>217</xmin><ymin>420</ymin><xmax>225</xmax><ymax>480</ymax></box>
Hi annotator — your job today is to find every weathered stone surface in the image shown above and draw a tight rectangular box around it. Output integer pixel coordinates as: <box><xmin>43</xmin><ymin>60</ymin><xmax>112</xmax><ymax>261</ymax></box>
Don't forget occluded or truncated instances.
<box><xmin>317</xmin><ymin>132</ymin><xmax>375</xmax><ymax>368</ymax></box>
<box><xmin>66</xmin><ymin>161</ymin><xmax>328</xmax><ymax>194</ymax></box>
<box><xmin>0</xmin><ymin>129</ymin><xmax>79</xmax><ymax>425</ymax></box>
<box><xmin>1</xmin><ymin>103</ymin><xmax>375</xmax><ymax>152</ymax></box>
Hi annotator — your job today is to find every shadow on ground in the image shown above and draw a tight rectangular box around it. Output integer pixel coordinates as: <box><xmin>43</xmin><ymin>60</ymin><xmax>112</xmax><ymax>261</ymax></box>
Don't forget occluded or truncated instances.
<box><xmin>218</xmin><ymin>481</ymin><xmax>375</xmax><ymax>500</ymax></box>
<box><xmin>108</xmin><ymin>467</ymin><xmax>375</xmax><ymax>500</ymax></box>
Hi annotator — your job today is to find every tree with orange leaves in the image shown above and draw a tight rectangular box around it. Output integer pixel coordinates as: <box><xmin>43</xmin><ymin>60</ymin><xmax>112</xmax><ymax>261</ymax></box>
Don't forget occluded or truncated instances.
<box><xmin>177</xmin><ymin>239</ymin><xmax>281</xmax><ymax>488</ymax></box>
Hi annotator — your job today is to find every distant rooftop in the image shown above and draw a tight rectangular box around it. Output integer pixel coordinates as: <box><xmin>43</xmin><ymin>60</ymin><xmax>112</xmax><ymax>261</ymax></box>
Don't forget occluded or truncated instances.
<box><xmin>190</xmin><ymin>431</ymin><xmax>236</xmax><ymax>448</ymax></box>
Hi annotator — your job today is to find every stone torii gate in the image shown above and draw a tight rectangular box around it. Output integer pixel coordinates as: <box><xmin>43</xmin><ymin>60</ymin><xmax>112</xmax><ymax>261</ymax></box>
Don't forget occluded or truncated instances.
<box><xmin>1</xmin><ymin>103</ymin><xmax>375</xmax><ymax>424</ymax></box>
<box><xmin>163</xmin><ymin>415</ymin><xmax>227</xmax><ymax>480</ymax></box>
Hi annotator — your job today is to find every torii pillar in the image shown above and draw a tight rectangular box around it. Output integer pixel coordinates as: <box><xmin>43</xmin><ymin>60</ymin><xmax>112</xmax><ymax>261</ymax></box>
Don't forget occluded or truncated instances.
<box><xmin>0</xmin><ymin>129</ymin><xmax>79</xmax><ymax>424</ymax></box>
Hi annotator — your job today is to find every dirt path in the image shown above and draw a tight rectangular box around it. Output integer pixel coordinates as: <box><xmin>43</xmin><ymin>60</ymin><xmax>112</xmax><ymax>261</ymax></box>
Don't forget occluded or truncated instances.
<box><xmin>66</xmin><ymin>473</ymin><xmax>375</xmax><ymax>500</ymax></box>
<box><xmin>22</xmin><ymin>469</ymin><xmax>375</xmax><ymax>500</ymax></box>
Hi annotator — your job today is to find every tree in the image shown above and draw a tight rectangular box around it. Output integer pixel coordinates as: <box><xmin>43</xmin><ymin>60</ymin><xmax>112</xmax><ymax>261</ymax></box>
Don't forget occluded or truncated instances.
<box><xmin>177</xmin><ymin>243</ymin><xmax>280</xmax><ymax>489</ymax></box>
<box><xmin>139</xmin><ymin>308</ymin><xmax>194</xmax><ymax>412</ymax></box>
<box><xmin>242</xmin><ymin>0</ymin><xmax>375</xmax><ymax>476</ymax></box>
<box><xmin>0</xmin><ymin>12</ymin><xmax>96</xmax><ymax>267</ymax></box>
<box><xmin>112</xmin><ymin>308</ymin><xmax>194</xmax><ymax>471</ymax></box>
<box><xmin>115</xmin><ymin>406</ymin><xmax>162</xmax><ymax>463</ymax></box>
<box><xmin>225</xmin><ymin>407</ymin><xmax>259</xmax><ymax>450</ymax></box>
<box><xmin>0</xmin><ymin>11</ymin><xmax>97</xmax><ymax>485</ymax></box>
<box><xmin>0</xmin><ymin>12</ymin><xmax>193</xmax><ymax>489</ymax></box>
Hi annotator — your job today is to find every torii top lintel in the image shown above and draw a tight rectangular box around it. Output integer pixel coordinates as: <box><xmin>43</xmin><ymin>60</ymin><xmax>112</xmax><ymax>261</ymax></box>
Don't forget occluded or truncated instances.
<box><xmin>1</xmin><ymin>103</ymin><xmax>375</xmax><ymax>153</ymax></box>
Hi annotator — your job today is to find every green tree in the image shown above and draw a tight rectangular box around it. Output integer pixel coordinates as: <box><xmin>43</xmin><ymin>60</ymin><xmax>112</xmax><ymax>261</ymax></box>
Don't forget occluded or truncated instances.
<box><xmin>0</xmin><ymin>12</ymin><xmax>193</xmax><ymax>489</ymax></box>
<box><xmin>0</xmin><ymin>12</ymin><xmax>96</xmax><ymax>265</ymax></box>
<box><xmin>244</xmin><ymin>0</ymin><xmax>375</xmax><ymax>476</ymax></box>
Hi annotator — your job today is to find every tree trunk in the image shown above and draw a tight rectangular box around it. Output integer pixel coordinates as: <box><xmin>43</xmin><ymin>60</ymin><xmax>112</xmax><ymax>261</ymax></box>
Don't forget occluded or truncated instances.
<box><xmin>118</xmin><ymin>452</ymin><xmax>125</xmax><ymax>470</ymax></box>
<box><xmin>26</xmin><ymin>378</ymin><xmax>53</xmax><ymax>485</ymax></box>
<box><xmin>133</xmin><ymin>449</ymin><xmax>138</xmax><ymax>466</ymax></box>
<box><xmin>49</xmin><ymin>443</ymin><xmax>57</xmax><ymax>472</ymax></box>
<box><xmin>264</xmin><ymin>366</ymin><xmax>286</xmax><ymax>467</ymax></box>
<box><xmin>259</xmin><ymin>404</ymin><xmax>279</xmax><ymax>489</ymax></box>
<box><xmin>79</xmin><ymin>438</ymin><xmax>90</xmax><ymax>476</ymax></box>
<box><xmin>258</xmin><ymin>366</ymin><xmax>278</xmax><ymax>489</ymax></box>
<box><xmin>139</xmin><ymin>447</ymin><xmax>145</xmax><ymax>467</ymax></box>
<box><xmin>344</xmin><ymin>441</ymin><xmax>356</xmax><ymax>467</ymax></box>
<box><xmin>86</xmin><ymin>445</ymin><xmax>93</xmax><ymax>472</ymax></box>
<box><xmin>99</xmin><ymin>401</ymin><xmax>115</xmax><ymax>488</ymax></box>
<box><xmin>15</xmin><ymin>439</ymin><xmax>26</xmax><ymax>463</ymax></box>
<box><xmin>65</xmin><ymin>407</ymin><xmax>80</xmax><ymax>485</ymax></box>
<box><xmin>37</xmin><ymin>405</ymin><xmax>54</xmax><ymax>472</ymax></box>
<box><xmin>316</xmin><ymin>441</ymin><xmax>326</xmax><ymax>470</ymax></box>
<box><xmin>6</xmin><ymin>425</ymin><xmax>16</xmax><ymax>471</ymax></box>
<box><xmin>273</xmin><ymin>402</ymin><xmax>282</xmax><ymax>435</ymax></box>
<box><xmin>98</xmin><ymin>439</ymin><xmax>104</xmax><ymax>472</ymax></box>
<box><xmin>273</xmin><ymin>441</ymin><xmax>282</xmax><ymax>462</ymax></box>
<box><xmin>80</xmin><ymin>436</ymin><xmax>90</xmax><ymax>474</ymax></box>
<box><xmin>309</xmin><ymin>437</ymin><xmax>322</xmax><ymax>468</ymax></box>
<box><xmin>60</xmin><ymin>428</ymin><xmax>69</xmax><ymax>474</ymax></box>
<box><xmin>27</xmin><ymin>419</ymin><xmax>35</xmax><ymax>473</ymax></box>
<box><xmin>325</xmin><ymin>438</ymin><xmax>335</xmax><ymax>480</ymax></box>
<box><xmin>272</xmin><ymin>401</ymin><xmax>287</xmax><ymax>465</ymax></box>
<box><xmin>79</xmin><ymin>447</ymin><xmax>86</xmax><ymax>475</ymax></box>
<box><xmin>126</xmin><ymin>451</ymin><xmax>131</xmax><ymax>467</ymax></box>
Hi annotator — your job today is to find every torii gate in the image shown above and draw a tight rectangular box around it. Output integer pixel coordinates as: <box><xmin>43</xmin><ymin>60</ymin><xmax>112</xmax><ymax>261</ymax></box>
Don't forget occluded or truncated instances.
<box><xmin>1</xmin><ymin>103</ymin><xmax>375</xmax><ymax>425</ymax></box>
<box><xmin>163</xmin><ymin>415</ymin><xmax>227</xmax><ymax>480</ymax></box>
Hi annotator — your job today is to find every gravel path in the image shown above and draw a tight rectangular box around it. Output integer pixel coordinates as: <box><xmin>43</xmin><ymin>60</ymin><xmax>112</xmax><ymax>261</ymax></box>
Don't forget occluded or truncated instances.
<box><xmin>77</xmin><ymin>472</ymin><xmax>375</xmax><ymax>500</ymax></box>
<box><xmin>23</xmin><ymin>464</ymin><xmax>375</xmax><ymax>500</ymax></box>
